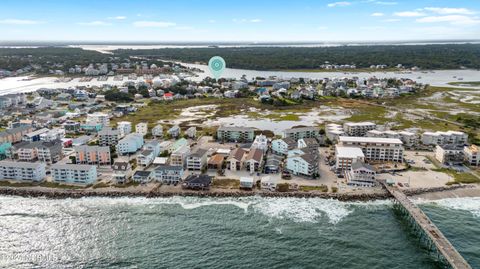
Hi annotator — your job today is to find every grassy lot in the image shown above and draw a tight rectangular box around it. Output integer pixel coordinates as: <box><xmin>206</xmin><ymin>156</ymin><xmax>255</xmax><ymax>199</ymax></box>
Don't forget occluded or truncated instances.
<box><xmin>92</xmin><ymin>182</ymin><xmax>110</xmax><ymax>189</ymax></box>
<box><xmin>212</xmin><ymin>178</ymin><xmax>240</xmax><ymax>189</ymax></box>
<box><xmin>278</xmin><ymin>68</ymin><xmax>402</xmax><ymax>73</ymax></box>
<box><xmin>299</xmin><ymin>185</ymin><xmax>329</xmax><ymax>192</ymax></box>
<box><xmin>0</xmin><ymin>181</ymin><xmax>86</xmax><ymax>189</ymax></box>
<box><xmin>110</xmin><ymin>87</ymin><xmax>479</xmax><ymax>143</ymax></box>
<box><xmin>112</xmin><ymin>97</ymin><xmax>330</xmax><ymax>128</ymax></box>
<box><xmin>448</xmin><ymin>81</ymin><xmax>480</xmax><ymax>86</ymax></box>
<box><xmin>431</xmin><ymin>168</ymin><xmax>480</xmax><ymax>185</ymax></box>
<box><xmin>113</xmin><ymin>181</ymin><xmax>140</xmax><ymax>188</ymax></box>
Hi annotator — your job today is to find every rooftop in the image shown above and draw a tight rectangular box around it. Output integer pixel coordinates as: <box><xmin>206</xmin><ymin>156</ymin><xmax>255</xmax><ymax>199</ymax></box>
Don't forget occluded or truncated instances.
<box><xmin>336</xmin><ymin>146</ymin><xmax>365</xmax><ymax>158</ymax></box>
<box><xmin>339</xmin><ymin>136</ymin><xmax>403</xmax><ymax>144</ymax></box>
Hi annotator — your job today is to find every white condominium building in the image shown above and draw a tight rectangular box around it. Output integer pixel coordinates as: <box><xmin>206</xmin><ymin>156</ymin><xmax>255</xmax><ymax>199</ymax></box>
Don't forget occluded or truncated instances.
<box><xmin>152</xmin><ymin>124</ymin><xmax>163</xmax><ymax>138</ymax></box>
<box><xmin>464</xmin><ymin>145</ymin><xmax>480</xmax><ymax>166</ymax></box>
<box><xmin>338</xmin><ymin>136</ymin><xmax>404</xmax><ymax>162</ymax></box>
<box><xmin>335</xmin><ymin>145</ymin><xmax>365</xmax><ymax>171</ymax></box>
<box><xmin>421</xmin><ymin>131</ymin><xmax>468</xmax><ymax>146</ymax></box>
<box><xmin>0</xmin><ymin>161</ymin><xmax>46</xmax><ymax>182</ymax></box>
<box><xmin>87</xmin><ymin>112</ymin><xmax>110</xmax><ymax>127</ymax></box>
<box><xmin>98</xmin><ymin>128</ymin><xmax>120</xmax><ymax>147</ymax></box>
<box><xmin>325</xmin><ymin>123</ymin><xmax>345</xmax><ymax>142</ymax></box>
<box><xmin>135</xmin><ymin>122</ymin><xmax>148</xmax><ymax>136</ymax></box>
<box><xmin>367</xmin><ymin>130</ymin><xmax>418</xmax><ymax>148</ymax></box>
<box><xmin>343</xmin><ymin>122</ymin><xmax>377</xmax><ymax>137</ymax></box>
<box><xmin>116</xmin><ymin>133</ymin><xmax>144</xmax><ymax>155</ymax></box>
<box><xmin>117</xmin><ymin>121</ymin><xmax>132</xmax><ymax>137</ymax></box>
<box><xmin>51</xmin><ymin>164</ymin><xmax>97</xmax><ymax>185</ymax></box>
<box><xmin>252</xmin><ymin>135</ymin><xmax>268</xmax><ymax>152</ymax></box>
<box><xmin>283</xmin><ymin>126</ymin><xmax>321</xmax><ymax>141</ymax></box>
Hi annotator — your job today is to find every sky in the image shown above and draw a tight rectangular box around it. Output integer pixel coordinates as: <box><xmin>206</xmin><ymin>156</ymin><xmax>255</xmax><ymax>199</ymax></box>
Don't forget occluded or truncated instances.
<box><xmin>0</xmin><ymin>0</ymin><xmax>479</xmax><ymax>42</ymax></box>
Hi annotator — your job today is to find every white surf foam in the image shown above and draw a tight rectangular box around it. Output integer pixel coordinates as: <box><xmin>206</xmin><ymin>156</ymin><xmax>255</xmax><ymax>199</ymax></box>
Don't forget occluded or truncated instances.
<box><xmin>416</xmin><ymin>197</ymin><xmax>480</xmax><ymax>218</ymax></box>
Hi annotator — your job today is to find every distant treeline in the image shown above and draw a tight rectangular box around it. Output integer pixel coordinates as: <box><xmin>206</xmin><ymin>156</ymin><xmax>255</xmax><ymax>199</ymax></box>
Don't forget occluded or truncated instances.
<box><xmin>113</xmin><ymin>44</ymin><xmax>480</xmax><ymax>70</ymax></box>
<box><xmin>2</xmin><ymin>44</ymin><xmax>480</xmax><ymax>72</ymax></box>
<box><xmin>0</xmin><ymin>47</ymin><xmax>112</xmax><ymax>71</ymax></box>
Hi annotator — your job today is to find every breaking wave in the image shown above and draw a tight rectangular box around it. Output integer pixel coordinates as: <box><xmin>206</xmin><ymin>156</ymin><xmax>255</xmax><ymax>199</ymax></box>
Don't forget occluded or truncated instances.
<box><xmin>416</xmin><ymin>197</ymin><xmax>480</xmax><ymax>218</ymax></box>
<box><xmin>0</xmin><ymin>195</ymin><xmax>394</xmax><ymax>225</ymax></box>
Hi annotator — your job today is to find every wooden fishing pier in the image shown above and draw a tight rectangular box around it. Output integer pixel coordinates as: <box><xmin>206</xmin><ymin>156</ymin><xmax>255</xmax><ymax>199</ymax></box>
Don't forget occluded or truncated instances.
<box><xmin>381</xmin><ymin>182</ymin><xmax>471</xmax><ymax>269</ymax></box>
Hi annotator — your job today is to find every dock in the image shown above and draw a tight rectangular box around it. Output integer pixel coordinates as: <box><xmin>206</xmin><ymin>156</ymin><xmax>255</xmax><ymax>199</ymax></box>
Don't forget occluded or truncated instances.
<box><xmin>381</xmin><ymin>182</ymin><xmax>471</xmax><ymax>269</ymax></box>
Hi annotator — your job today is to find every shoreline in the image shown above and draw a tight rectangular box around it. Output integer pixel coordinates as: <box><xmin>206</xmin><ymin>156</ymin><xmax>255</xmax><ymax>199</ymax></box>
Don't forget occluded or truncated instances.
<box><xmin>0</xmin><ymin>184</ymin><xmax>476</xmax><ymax>201</ymax></box>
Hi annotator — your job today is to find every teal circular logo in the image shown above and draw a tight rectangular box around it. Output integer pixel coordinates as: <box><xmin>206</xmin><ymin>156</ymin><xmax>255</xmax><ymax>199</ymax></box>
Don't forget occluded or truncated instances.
<box><xmin>208</xmin><ymin>56</ymin><xmax>226</xmax><ymax>79</ymax></box>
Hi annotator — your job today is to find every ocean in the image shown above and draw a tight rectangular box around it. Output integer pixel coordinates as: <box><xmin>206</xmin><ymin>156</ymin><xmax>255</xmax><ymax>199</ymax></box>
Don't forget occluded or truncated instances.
<box><xmin>0</xmin><ymin>196</ymin><xmax>479</xmax><ymax>269</ymax></box>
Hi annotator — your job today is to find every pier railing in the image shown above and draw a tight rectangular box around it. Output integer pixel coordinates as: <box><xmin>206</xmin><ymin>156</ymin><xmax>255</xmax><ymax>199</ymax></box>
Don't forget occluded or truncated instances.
<box><xmin>380</xmin><ymin>181</ymin><xmax>471</xmax><ymax>269</ymax></box>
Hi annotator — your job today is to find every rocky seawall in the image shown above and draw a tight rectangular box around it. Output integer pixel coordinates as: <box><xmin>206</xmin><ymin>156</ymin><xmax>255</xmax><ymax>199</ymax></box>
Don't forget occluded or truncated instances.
<box><xmin>0</xmin><ymin>184</ymin><xmax>474</xmax><ymax>201</ymax></box>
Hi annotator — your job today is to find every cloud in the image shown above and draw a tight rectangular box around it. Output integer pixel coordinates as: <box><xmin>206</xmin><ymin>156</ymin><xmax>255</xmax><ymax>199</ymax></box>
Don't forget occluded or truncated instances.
<box><xmin>394</xmin><ymin>11</ymin><xmax>426</xmax><ymax>17</ymax></box>
<box><xmin>232</xmin><ymin>18</ymin><xmax>262</xmax><ymax>23</ymax></box>
<box><xmin>133</xmin><ymin>21</ymin><xmax>176</xmax><ymax>27</ymax></box>
<box><xmin>374</xmin><ymin>1</ymin><xmax>397</xmax><ymax>5</ymax></box>
<box><xmin>0</xmin><ymin>19</ymin><xmax>44</xmax><ymax>25</ymax></box>
<box><xmin>175</xmin><ymin>26</ymin><xmax>194</xmax><ymax>30</ymax></box>
<box><xmin>362</xmin><ymin>0</ymin><xmax>397</xmax><ymax>5</ymax></box>
<box><xmin>108</xmin><ymin>16</ymin><xmax>127</xmax><ymax>20</ymax></box>
<box><xmin>208</xmin><ymin>19</ymin><xmax>216</xmax><ymax>23</ymax></box>
<box><xmin>383</xmin><ymin>18</ymin><xmax>401</xmax><ymax>22</ymax></box>
<box><xmin>423</xmin><ymin>7</ymin><xmax>475</xmax><ymax>15</ymax></box>
<box><xmin>77</xmin><ymin>21</ymin><xmax>111</xmax><ymax>26</ymax></box>
<box><xmin>416</xmin><ymin>15</ymin><xmax>480</xmax><ymax>25</ymax></box>
<box><xmin>327</xmin><ymin>2</ymin><xmax>351</xmax><ymax>7</ymax></box>
<box><xmin>371</xmin><ymin>12</ymin><xmax>385</xmax><ymax>17</ymax></box>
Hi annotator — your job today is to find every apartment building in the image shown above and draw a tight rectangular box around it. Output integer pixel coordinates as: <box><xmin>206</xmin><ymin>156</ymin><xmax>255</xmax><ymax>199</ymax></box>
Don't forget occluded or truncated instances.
<box><xmin>98</xmin><ymin>128</ymin><xmax>120</xmax><ymax>147</ymax></box>
<box><xmin>153</xmin><ymin>165</ymin><xmax>184</xmax><ymax>184</ymax></box>
<box><xmin>421</xmin><ymin>131</ymin><xmax>468</xmax><ymax>146</ymax></box>
<box><xmin>464</xmin><ymin>145</ymin><xmax>480</xmax><ymax>166</ymax></box>
<box><xmin>271</xmin><ymin>137</ymin><xmax>297</xmax><ymax>155</ymax></box>
<box><xmin>63</xmin><ymin>121</ymin><xmax>81</xmax><ymax>134</ymax></box>
<box><xmin>282</xmin><ymin>126</ymin><xmax>321</xmax><ymax>141</ymax></box>
<box><xmin>335</xmin><ymin>145</ymin><xmax>365</xmax><ymax>171</ymax></box>
<box><xmin>87</xmin><ymin>112</ymin><xmax>110</xmax><ymax>127</ymax></box>
<box><xmin>435</xmin><ymin>145</ymin><xmax>464</xmax><ymax>165</ymax></box>
<box><xmin>285</xmin><ymin>150</ymin><xmax>319</xmax><ymax>177</ymax></box>
<box><xmin>22</xmin><ymin>128</ymin><xmax>50</xmax><ymax>142</ymax></box>
<box><xmin>325</xmin><ymin>123</ymin><xmax>345</xmax><ymax>142</ymax></box>
<box><xmin>343</xmin><ymin>122</ymin><xmax>377</xmax><ymax>137</ymax></box>
<box><xmin>338</xmin><ymin>136</ymin><xmax>404</xmax><ymax>162</ymax></box>
<box><xmin>244</xmin><ymin>148</ymin><xmax>264</xmax><ymax>173</ymax></box>
<box><xmin>0</xmin><ymin>125</ymin><xmax>34</xmax><ymax>144</ymax></box>
<box><xmin>8</xmin><ymin>140</ymin><xmax>63</xmax><ymax>164</ymax></box>
<box><xmin>251</xmin><ymin>134</ymin><xmax>268</xmax><ymax>152</ymax></box>
<box><xmin>345</xmin><ymin>162</ymin><xmax>377</xmax><ymax>187</ymax></box>
<box><xmin>168</xmin><ymin>125</ymin><xmax>180</xmax><ymax>138</ymax></box>
<box><xmin>186</xmin><ymin>148</ymin><xmax>208</xmax><ymax>171</ymax></box>
<box><xmin>186</xmin><ymin>127</ymin><xmax>196</xmax><ymax>139</ymax></box>
<box><xmin>111</xmin><ymin>161</ymin><xmax>133</xmax><ymax>184</ymax></box>
<box><xmin>40</xmin><ymin>128</ymin><xmax>66</xmax><ymax>142</ymax></box>
<box><xmin>36</xmin><ymin>140</ymin><xmax>63</xmax><ymax>164</ymax></box>
<box><xmin>135</xmin><ymin>122</ymin><xmax>148</xmax><ymax>136</ymax></box>
<box><xmin>227</xmin><ymin>148</ymin><xmax>247</xmax><ymax>171</ymax></box>
<box><xmin>51</xmin><ymin>164</ymin><xmax>97</xmax><ymax>185</ymax></box>
<box><xmin>170</xmin><ymin>145</ymin><xmax>190</xmax><ymax>167</ymax></box>
<box><xmin>116</xmin><ymin>133</ymin><xmax>144</xmax><ymax>155</ymax></box>
<box><xmin>367</xmin><ymin>130</ymin><xmax>419</xmax><ymax>148</ymax></box>
<box><xmin>0</xmin><ymin>161</ymin><xmax>46</xmax><ymax>182</ymax></box>
<box><xmin>117</xmin><ymin>121</ymin><xmax>132</xmax><ymax>137</ymax></box>
<box><xmin>217</xmin><ymin>126</ymin><xmax>255</xmax><ymax>143</ymax></box>
<box><xmin>152</xmin><ymin>124</ymin><xmax>163</xmax><ymax>138</ymax></box>
<box><xmin>136</xmin><ymin>150</ymin><xmax>156</xmax><ymax>167</ymax></box>
<box><xmin>75</xmin><ymin>145</ymin><xmax>111</xmax><ymax>166</ymax></box>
